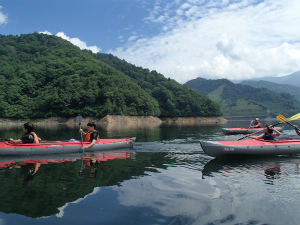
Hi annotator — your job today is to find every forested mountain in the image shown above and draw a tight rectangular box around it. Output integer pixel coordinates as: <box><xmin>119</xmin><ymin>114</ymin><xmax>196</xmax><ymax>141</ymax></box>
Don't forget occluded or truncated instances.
<box><xmin>0</xmin><ymin>33</ymin><xmax>222</xmax><ymax>118</ymax></box>
<box><xmin>92</xmin><ymin>53</ymin><xmax>222</xmax><ymax>117</ymax></box>
<box><xmin>185</xmin><ymin>77</ymin><xmax>300</xmax><ymax>118</ymax></box>
<box><xmin>240</xmin><ymin>80</ymin><xmax>300</xmax><ymax>103</ymax></box>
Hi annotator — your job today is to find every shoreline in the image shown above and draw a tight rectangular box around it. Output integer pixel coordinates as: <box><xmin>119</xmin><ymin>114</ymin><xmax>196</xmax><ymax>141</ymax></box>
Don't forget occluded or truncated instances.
<box><xmin>0</xmin><ymin>115</ymin><xmax>227</xmax><ymax>129</ymax></box>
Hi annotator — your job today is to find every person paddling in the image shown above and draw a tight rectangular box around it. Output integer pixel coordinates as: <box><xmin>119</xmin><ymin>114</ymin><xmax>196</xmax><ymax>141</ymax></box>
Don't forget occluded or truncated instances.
<box><xmin>79</xmin><ymin>122</ymin><xmax>99</xmax><ymax>150</ymax></box>
<box><xmin>9</xmin><ymin>122</ymin><xmax>40</xmax><ymax>144</ymax></box>
<box><xmin>247</xmin><ymin>125</ymin><xmax>281</xmax><ymax>140</ymax></box>
<box><xmin>250</xmin><ymin>118</ymin><xmax>262</xmax><ymax>128</ymax></box>
<box><xmin>293</xmin><ymin>125</ymin><xmax>300</xmax><ymax>136</ymax></box>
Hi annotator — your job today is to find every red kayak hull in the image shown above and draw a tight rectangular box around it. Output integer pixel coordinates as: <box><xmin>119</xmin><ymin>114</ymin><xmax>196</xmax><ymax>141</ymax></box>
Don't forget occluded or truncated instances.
<box><xmin>0</xmin><ymin>138</ymin><xmax>136</xmax><ymax>156</ymax></box>
<box><xmin>200</xmin><ymin>139</ymin><xmax>300</xmax><ymax>157</ymax></box>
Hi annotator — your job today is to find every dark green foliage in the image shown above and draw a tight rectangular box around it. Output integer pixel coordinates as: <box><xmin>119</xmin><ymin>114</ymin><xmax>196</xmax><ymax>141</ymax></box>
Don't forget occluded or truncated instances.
<box><xmin>93</xmin><ymin>53</ymin><xmax>222</xmax><ymax>116</ymax></box>
<box><xmin>0</xmin><ymin>33</ymin><xmax>222</xmax><ymax>118</ymax></box>
<box><xmin>185</xmin><ymin>77</ymin><xmax>300</xmax><ymax>118</ymax></box>
<box><xmin>0</xmin><ymin>33</ymin><xmax>160</xmax><ymax>117</ymax></box>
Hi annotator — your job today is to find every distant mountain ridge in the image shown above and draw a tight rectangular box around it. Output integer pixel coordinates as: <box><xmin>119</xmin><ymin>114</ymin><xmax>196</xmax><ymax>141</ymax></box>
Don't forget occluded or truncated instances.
<box><xmin>184</xmin><ymin>77</ymin><xmax>300</xmax><ymax>118</ymax></box>
<box><xmin>232</xmin><ymin>71</ymin><xmax>300</xmax><ymax>88</ymax></box>
<box><xmin>240</xmin><ymin>80</ymin><xmax>300</xmax><ymax>103</ymax></box>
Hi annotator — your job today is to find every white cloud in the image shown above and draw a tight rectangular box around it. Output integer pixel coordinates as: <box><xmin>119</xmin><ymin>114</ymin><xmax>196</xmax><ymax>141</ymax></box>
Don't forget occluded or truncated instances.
<box><xmin>110</xmin><ymin>0</ymin><xmax>300</xmax><ymax>83</ymax></box>
<box><xmin>40</xmin><ymin>31</ymin><xmax>101</xmax><ymax>53</ymax></box>
<box><xmin>39</xmin><ymin>30</ymin><xmax>52</xmax><ymax>35</ymax></box>
<box><xmin>56</xmin><ymin>187</ymin><xmax>101</xmax><ymax>218</ymax></box>
<box><xmin>56</xmin><ymin>32</ymin><xmax>101</xmax><ymax>53</ymax></box>
<box><xmin>0</xmin><ymin>6</ymin><xmax>8</xmax><ymax>25</ymax></box>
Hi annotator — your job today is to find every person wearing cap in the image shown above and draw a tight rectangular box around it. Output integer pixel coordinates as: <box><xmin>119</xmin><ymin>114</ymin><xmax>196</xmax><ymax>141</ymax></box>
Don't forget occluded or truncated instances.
<box><xmin>250</xmin><ymin>118</ymin><xmax>262</xmax><ymax>128</ymax></box>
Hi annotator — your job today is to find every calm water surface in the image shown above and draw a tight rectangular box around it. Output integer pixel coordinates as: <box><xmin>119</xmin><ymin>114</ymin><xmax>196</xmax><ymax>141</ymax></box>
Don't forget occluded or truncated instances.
<box><xmin>0</xmin><ymin>120</ymin><xmax>300</xmax><ymax>225</ymax></box>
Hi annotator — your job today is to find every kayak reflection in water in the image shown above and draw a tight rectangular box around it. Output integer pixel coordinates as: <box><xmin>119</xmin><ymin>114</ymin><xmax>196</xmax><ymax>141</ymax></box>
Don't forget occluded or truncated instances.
<box><xmin>9</xmin><ymin>122</ymin><xmax>41</xmax><ymax>144</ymax></box>
<box><xmin>85</xmin><ymin>158</ymin><xmax>99</xmax><ymax>178</ymax></box>
<box><xmin>21</xmin><ymin>163</ymin><xmax>40</xmax><ymax>185</ymax></box>
<box><xmin>247</xmin><ymin>125</ymin><xmax>281</xmax><ymax>140</ymax></box>
<box><xmin>264</xmin><ymin>163</ymin><xmax>282</xmax><ymax>185</ymax></box>
<box><xmin>293</xmin><ymin>125</ymin><xmax>300</xmax><ymax>136</ymax></box>
<box><xmin>79</xmin><ymin>154</ymin><xmax>99</xmax><ymax>178</ymax></box>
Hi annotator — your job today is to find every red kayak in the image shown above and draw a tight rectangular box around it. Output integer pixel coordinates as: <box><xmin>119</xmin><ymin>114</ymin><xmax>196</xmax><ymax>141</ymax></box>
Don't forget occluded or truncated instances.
<box><xmin>200</xmin><ymin>139</ymin><xmax>300</xmax><ymax>157</ymax></box>
<box><xmin>0</xmin><ymin>138</ymin><xmax>136</xmax><ymax>156</ymax></box>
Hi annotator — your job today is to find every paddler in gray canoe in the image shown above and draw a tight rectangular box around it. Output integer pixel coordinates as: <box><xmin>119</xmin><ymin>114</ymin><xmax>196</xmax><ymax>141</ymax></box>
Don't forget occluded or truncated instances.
<box><xmin>247</xmin><ymin>125</ymin><xmax>281</xmax><ymax>140</ymax></box>
<box><xmin>293</xmin><ymin>125</ymin><xmax>300</xmax><ymax>136</ymax></box>
<box><xmin>250</xmin><ymin>118</ymin><xmax>262</xmax><ymax>128</ymax></box>
<box><xmin>9</xmin><ymin>122</ymin><xmax>41</xmax><ymax>144</ymax></box>
<box><xmin>79</xmin><ymin>122</ymin><xmax>99</xmax><ymax>150</ymax></box>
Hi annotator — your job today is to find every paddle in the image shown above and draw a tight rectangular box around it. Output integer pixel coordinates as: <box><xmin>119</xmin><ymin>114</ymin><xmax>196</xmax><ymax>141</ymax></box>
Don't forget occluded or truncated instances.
<box><xmin>237</xmin><ymin>113</ymin><xmax>300</xmax><ymax>140</ymax></box>
<box><xmin>277</xmin><ymin>114</ymin><xmax>300</xmax><ymax>132</ymax></box>
<box><xmin>248</xmin><ymin>120</ymin><xmax>253</xmax><ymax>128</ymax></box>
<box><xmin>0</xmin><ymin>138</ymin><xmax>9</xmax><ymax>141</ymax></box>
<box><xmin>237</xmin><ymin>128</ymin><xmax>265</xmax><ymax>141</ymax></box>
<box><xmin>76</xmin><ymin>115</ymin><xmax>84</xmax><ymax>150</ymax></box>
<box><xmin>286</xmin><ymin>113</ymin><xmax>300</xmax><ymax>121</ymax></box>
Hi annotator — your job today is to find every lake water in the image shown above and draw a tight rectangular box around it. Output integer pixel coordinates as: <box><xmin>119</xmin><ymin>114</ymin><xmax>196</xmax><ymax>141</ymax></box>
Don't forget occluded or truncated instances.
<box><xmin>1</xmin><ymin>120</ymin><xmax>300</xmax><ymax>225</ymax></box>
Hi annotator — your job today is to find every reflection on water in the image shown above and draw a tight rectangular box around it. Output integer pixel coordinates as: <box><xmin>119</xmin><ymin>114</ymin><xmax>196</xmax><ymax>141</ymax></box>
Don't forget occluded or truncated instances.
<box><xmin>0</xmin><ymin>120</ymin><xmax>300</xmax><ymax>224</ymax></box>
<box><xmin>202</xmin><ymin>156</ymin><xmax>300</xmax><ymax>182</ymax></box>
<box><xmin>0</xmin><ymin>150</ymin><xmax>138</xmax><ymax>218</ymax></box>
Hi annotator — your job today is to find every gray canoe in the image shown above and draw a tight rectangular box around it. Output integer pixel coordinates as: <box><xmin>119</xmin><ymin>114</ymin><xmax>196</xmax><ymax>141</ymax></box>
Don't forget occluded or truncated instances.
<box><xmin>0</xmin><ymin>138</ymin><xmax>136</xmax><ymax>156</ymax></box>
<box><xmin>200</xmin><ymin>139</ymin><xmax>300</xmax><ymax>157</ymax></box>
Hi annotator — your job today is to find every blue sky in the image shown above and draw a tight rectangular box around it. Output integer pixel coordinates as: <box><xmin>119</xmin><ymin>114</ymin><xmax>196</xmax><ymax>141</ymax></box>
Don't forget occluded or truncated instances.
<box><xmin>1</xmin><ymin>0</ymin><xmax>299</xmax><ymax>83</ymax></box>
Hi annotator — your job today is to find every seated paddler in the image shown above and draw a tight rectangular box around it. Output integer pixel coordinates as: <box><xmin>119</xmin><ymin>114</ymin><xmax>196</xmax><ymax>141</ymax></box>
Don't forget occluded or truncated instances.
<box><xmin>293</xmin><ymin>125</ymin><xmax>300</xmax><ymax>136</ymax></box>
<box><xmin>79</xmin><ymin>122</ymin><xmax>99</xmax><ymax>150</ymax></box>
<box><xmin>247</xmin><ymin>125</ymin><xmax>281</xmax><ymax>141</ymax></box>
<box><xmin>9</xmin><ymin>122</ymin><xmax>40</xmax><ymax>144</ymax></box>
<box><xmin>250</xmin><ymin>118</ymin><xmax>262</xmax><ymax>128</ymax></box>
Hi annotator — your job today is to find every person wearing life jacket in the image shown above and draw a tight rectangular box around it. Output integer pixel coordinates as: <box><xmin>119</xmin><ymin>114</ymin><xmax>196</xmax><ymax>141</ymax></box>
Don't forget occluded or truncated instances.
<box><xmin>79</xmin><ymin>122</ymin><xmax>99</xmax><ymax>150</ymax></box>
<box><xmin>247</xmin><ymin>125</ymin><xmax>281</xmax><ymax>141</ymax></box>
<box><xmin>250</xmin><ymin>118</ymin><xmax>262</xmax><ymax>128</ymax></box>
<box><xmin>9</xmin><ymin>122</ymin><xmax>40</xmax><ymax>144</ymax></box>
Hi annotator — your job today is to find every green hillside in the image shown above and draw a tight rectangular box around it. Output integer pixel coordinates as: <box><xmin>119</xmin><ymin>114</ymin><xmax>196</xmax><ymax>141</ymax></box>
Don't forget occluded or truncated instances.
<box><xmin>185</xmin><ymin>77</ymin><xmax>300</xmax><ymax>118</ymax></box>
<box><xmin>240</xmin><ymin>80</ymin><xmax>300</xmax><ymax>102</ymax></box>
<box><xmin>93</xmin><ymin>53</ymin><xmax>222</xmax><ymax>117</ymax></box>
<box><xmin>0</xmin><ymin>33</ymin><xmax>222</xmax><ymax>118</ymax></box>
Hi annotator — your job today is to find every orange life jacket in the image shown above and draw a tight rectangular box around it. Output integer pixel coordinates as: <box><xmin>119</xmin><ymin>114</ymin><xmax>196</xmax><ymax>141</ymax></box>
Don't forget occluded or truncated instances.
<box><xmin>84</xmin><ymin>131</ymin><xmax>99</xmax><ymax>142</ymax></box>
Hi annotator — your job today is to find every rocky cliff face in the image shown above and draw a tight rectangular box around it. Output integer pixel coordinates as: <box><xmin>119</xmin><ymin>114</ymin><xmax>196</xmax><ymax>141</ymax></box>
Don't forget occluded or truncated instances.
<box><xmin>98</xmin><ymin>115</ymin><xmax>162</xmax><ymax>130</ymax></box>
<box><xmin>160</xmin><ymin>117</ymin><xmax>227</xmax><ymax>126</ymax></box>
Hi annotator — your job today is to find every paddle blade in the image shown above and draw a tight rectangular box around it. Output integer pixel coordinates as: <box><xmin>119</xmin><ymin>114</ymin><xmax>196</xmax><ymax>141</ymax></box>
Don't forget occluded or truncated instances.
<box><xmin>287</xmin><ymin>113</ymin><xmax>300</xmax><ymax>122</ymax></box>
<box><xmin>276</xmin><ymin>113</ymin><xmax>300</xmax><ymax>131</ymax></box>
<box><xmin>276</xmin><ymin>114</ymin><xmax>287</xmax><ymax>122</ymax></box>
<box><xmin>76</xmin><ymin>115</ymin><xmax>83</xmax><ymax>125</ymax></box>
